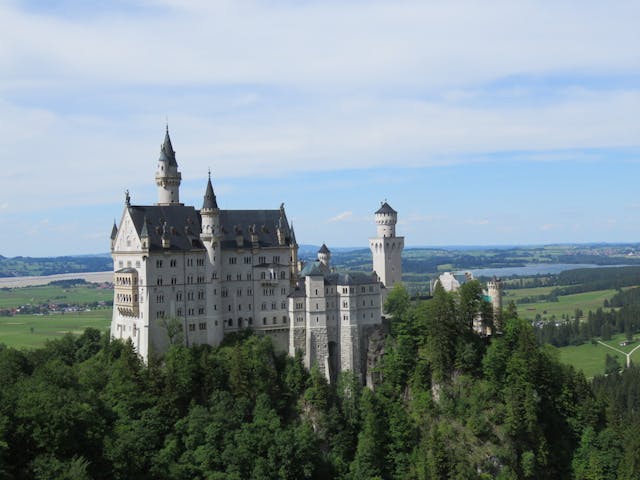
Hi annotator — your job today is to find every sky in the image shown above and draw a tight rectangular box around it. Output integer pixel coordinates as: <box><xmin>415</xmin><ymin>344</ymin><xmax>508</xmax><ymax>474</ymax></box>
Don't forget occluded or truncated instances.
<box><xmin>0</xmin><ymin>0</ymin><xmax>639</xmax><ymax>257</ymax></box>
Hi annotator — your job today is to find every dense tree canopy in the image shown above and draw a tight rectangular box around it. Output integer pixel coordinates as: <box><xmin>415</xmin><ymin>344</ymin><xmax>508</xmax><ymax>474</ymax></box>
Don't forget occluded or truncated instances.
<box><xmin>0</xmin><ymin>285</ymin><xmax>638</xmax><ymax>478</ymax></box>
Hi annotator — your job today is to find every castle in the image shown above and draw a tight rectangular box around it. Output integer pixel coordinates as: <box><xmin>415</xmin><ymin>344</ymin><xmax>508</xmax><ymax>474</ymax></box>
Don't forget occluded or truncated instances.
<box><xmin>110</xmin><ymin>128</ymin><xmax>403</xmax><ymax>382</ymax></box>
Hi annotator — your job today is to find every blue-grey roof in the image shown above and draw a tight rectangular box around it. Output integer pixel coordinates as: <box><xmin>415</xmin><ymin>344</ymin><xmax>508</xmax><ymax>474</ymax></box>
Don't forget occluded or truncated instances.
<box><xmin>299</xmin><ymin>261</ymin><xmax>325</xmax><ymax>277</ymax></box>
<box><xmin>325</xmin><ymin>271</ymin><xmax>378</xmax><ymax>286</ymax></box>
<box><xmin>110</xmin><ymin>221</ymin><xmax>118</xmax><ymax>240</ymax></box>
<box><xmin>202</xmin><ymin>176</ymin><xmax>218</xmax><ymax>210</ymax></box>
<box><xmin>158</xmin><ymin>128</ymin><xmax>177</xmax><ymax>167</ymax></box>
<box><xmin>126</xmin><ymin>205</ymin><xmax>204</xmax><ymax>252</ymax></box>
<box><xmin>375</xmin><ymin>201</ymin><xmax>396</xmax><ymax>215</ymax></box>
<box><xmin>318</xmin><ymin>243</ymin><xmax>330</xmax><ymax>254</ymax></box>
<box><xmin>217</xmin><ymin>209</ymin><xmax>294</xmax><ymax>250</ymax></box>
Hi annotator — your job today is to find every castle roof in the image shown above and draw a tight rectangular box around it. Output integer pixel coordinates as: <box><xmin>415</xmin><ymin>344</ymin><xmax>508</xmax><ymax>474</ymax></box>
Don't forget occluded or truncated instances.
<box><xmin>217</xmin><ymin>209</ymin><xmax>294</xmax><ymax>250</ymax></box>
<box><xmin>375</xmin><ymin>201</ymin><xmax>396</xmax><ymax>215</ymax></box>
<box><xmin>158</xmin><ymin>127</ymin><xmax>177</xmax><ymax>167</ymax></box>
<box><xmin>299</xmin><ymin>261</ymin><xmax>325</xmax><ymax>277</ymax></box>
<box><xmin>110</xmin><ymin>221</ymin><xmax>118</xmax><ymax>240</ymax></box>
<box><xmin>325</xmin><ymin>271</ymin><xmax>378</xmax><ymax>286</ymax></box>
<box><xmin>126</xmin><ymin>204</ymin><xmax>204</xmax><ymax>252</ymax></box>
<box><xmin>202</xmin><ymin>175</ymin><xmax>218</xmax><ymax>210</ymax></box>
<box><xmin>318</xmin><ymin>243</ymin><xmax>330</xmax><ymax>254</ymax></box>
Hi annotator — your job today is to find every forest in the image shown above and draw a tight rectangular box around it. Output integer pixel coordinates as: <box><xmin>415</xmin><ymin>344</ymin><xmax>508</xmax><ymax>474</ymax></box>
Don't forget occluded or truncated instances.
<box><xmin>0</xmin><ymin>282</ymin><xmax>639</xmax><ymax>479</ymax></box>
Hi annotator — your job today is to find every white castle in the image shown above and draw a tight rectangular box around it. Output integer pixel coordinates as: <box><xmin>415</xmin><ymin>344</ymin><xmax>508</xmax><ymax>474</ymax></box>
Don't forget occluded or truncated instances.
<box><xmin>110</xmin><ymin>128</ymin><xmax>403</xmax><ymax>382</ymax></box>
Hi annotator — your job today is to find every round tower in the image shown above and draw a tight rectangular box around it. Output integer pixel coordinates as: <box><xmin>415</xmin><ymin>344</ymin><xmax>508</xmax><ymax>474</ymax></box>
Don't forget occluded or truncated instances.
<box><xmin>487</xmin><ymin>277</ymin><xmax>503</xmax><ymax>332</ymax></box>
<box><xmin>200</xmin><ymin>171</ymin><xmax>219</xmax><ymax>238</ymax></box>
<box><xmin>318</xmin><ymin>243</ymin><xmax>331</xmax><ymax>268</ymax></box>
<box><xmin>369</xmin><ymin>200</ymin><xmax>404</xmax><ymax>291</ymax></box>
<box><xmin>200</xmin><ymin>173</ymin><xmax>223</xmax><ymax>346</ymax></box>
<box><xmin>375</xmin><ymin>201</ymin><xmax>397</xmax><ymax>238</ymax></box>
<box><xmin>155</xmin><ymin>127</ymin><xmax>182</xmax><ymax>205</ymax></box>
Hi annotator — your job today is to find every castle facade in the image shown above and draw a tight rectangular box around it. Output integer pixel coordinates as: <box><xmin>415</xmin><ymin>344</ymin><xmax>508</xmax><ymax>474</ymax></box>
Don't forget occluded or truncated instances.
<box><xmin>110</xmin><ymin>129</ymin><xmax>403</xmax><ymax>382</ymax></box>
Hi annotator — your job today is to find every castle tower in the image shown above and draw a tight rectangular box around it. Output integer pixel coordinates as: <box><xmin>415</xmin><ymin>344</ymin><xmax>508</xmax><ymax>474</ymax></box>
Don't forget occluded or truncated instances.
<box><xmin>369</xmin><ymin>201</ymin><xmax>404</xmax><ymax>289</ymax></box>
<box><xmin>317</xmin><ymin>243</ymin><xmax>331</xmax><ymax>270</ymax></box>
<box><xmin>200</xmin><ymin>173</ymin><xmax>224</xmax><ymax>346</ymax></box>
<box><xmin>487</xmin><ymin>277</ymin><xmax>503</xmax><ymax>333</ymax></box>
<box><xmin>155</xmin><ymin>127</ymin><xmax>182</xmax><ymax>205</ymax></box>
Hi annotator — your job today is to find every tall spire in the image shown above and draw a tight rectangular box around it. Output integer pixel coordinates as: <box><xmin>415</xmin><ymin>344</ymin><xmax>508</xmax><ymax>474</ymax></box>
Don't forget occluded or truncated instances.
<box><xmin>110</xmin><ymin>220</ymin><xmax>118</xmax><ymax>240</ymax></box>
<box><xmin>202</xmin><ymin>171</ymin><xmax>218</xmax><ymax>210</ymax></box>
<box><xmin>155</xmin><ymin>126</ymin><xmax>182</xmax><ymax>205</ymax></box>
<box><xmin>159</xmin><ymin>126</ymin><xmax>177</xmax><ymax>167</ymax></box>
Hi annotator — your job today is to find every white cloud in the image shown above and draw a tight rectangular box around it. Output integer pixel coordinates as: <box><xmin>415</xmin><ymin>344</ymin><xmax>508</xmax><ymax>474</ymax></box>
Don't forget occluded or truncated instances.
<box><xmin>328</xmin><ymin>211</ymin><xmax>353</xmax><ymax>223</ymax></box>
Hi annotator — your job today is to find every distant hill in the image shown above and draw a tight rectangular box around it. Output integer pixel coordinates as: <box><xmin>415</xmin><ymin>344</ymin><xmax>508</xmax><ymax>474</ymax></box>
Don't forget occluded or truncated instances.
<box><xmin>0</xmin><ymin>255</ymin><xmax>113</xmax><ymax>277</ymax></box>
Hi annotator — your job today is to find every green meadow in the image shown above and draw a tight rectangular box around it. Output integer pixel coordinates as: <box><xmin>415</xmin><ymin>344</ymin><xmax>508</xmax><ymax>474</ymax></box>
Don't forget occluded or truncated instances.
<box><xmin>0</xmin><ymin>309</ymin><xmax>112</xmax><ymax>349</ymax></box>
<box><xmin>506</xmin><ymin>287</ymin><xmax>618</xmax><ymax>320</ymax></box>
<box><xmin>557</xmin><ymin>332</ymin><xmax>640</xmax><ymax>378</ymax></box>
<box><xmin>0</xmin><ymin>284</ymin><xmax>112</xmax><ymax>309</ymax></box>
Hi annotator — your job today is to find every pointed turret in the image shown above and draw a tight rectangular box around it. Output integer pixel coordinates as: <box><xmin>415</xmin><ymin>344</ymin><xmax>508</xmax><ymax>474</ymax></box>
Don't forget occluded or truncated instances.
<box><xmin>110</xmin><ymin>220</ymin><xmax>118</xmax><ymax>251</ymax></box>
<box><xmin>159</xmin><ymin>126</ymin><xmax>177</xmax><ymax>167</ymax></box>
<box><xmin>155</xmin><ymin>126</ymin><xmax>182</xmax><ymax>205</ymax></box>
<box><xmin>202</xmin><ymin>172</ymin><xmax>218</xmax><ymax>210</ymax></box>
<box><xmin>318</xmin><ymin>243</ymin><xmax>331</xmax><ymax>268</ymax></box>
<box><xmin>200</xmin><ymin>172</ymin><xmax>220</xmax><ymax>239</ymax></box>
<box><xmin>290</xmin><ymin>222</ymin><xmax>297</xmax><ymax>245</ymax></box>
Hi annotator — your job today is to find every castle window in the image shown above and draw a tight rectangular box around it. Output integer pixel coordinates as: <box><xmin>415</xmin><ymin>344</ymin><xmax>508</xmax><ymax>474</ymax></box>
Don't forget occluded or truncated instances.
<box><xmin>247</xmin><ymin>288</ymin><xmax>253</xmax><ymax>295</ymax></box>
<box><xmin>259</xmin><ymin>256</ymin><xmax>266</xmax><ymax>264</ymax></box>
<box><xmin>156</xmin><ymin>277</ymin><xmax>163</xmax><ymax>286</ymax></box>
<box><xmin>247</xmin><ymin>274</ymin><xmax>252</xmax><ymax>281</ymax></box>
<box><xmin>221</xmin><ymin>288</ymin><xmax>228</xmax><ymax>297</ymax></box>
<box><xmin>236</xmin><ymin>288</ymin><xmax>242</xmax><ymax>297</ymax></box>
<box><xmin>261</xmin><ymin>303</ymin><xmax>267</xmax><ymax>310</ymax></box>
<box><xmin>199</xmin><ymin>322</ymin><xmax>206</xmax><ymax>330</ymax></box>
<box><xmin>226</xmin><ymin>274</ymin><xmax>232</xmax><ymax>281</ymax></box>
<box><xmin>189</xmin><ymin>324</ymin><xmax>195</xmax><ymax>332</ymax></box>
<box><xmin>260</xmin><ymin>272</ymin><xmax>266</xmax><ymax>280</ymax></box>
<box><xmin>271</xmin><ymin>302</ymin><xmax>276</xmax><ymax>310</ymax></box>
<box><xmin>176</xmin><ymin>292</ymin><xmax>183</xmax><ymax>301</ymax></box>
<box><xmin>248</xmin><ymin>317</ymin><xmax>253</xmax><ymax>325</ymax></box>
<box><xmin>198</xmin><ymin>290</ymin><xmax>205</xmax><ymax>300</ymax></box>
<box><xmin>170</xmin><ymin>259</ymin><xmax>177</xmax><ymax>267</ymax></box>
<box><xmin>273</xmin><ymin>256</ymin><xmax>280</xmax><ymax>263</ymax></box>
<box><xmin>228</xmin><ymin>305</ymin><xmax>232</xmax><ymax>312</ymax></box>
<box><xmin>229</xmin><ymin>257</ymin><xmax>237</xmax><ymax>265</ymax></box>
<box><xmin>198</xmin><ymin>307</ymin><xmax>205</xmax><ymax>315</ymax></box>
<box><xmin>282</xmin><ymin>316</ymin><xmax>287</xmax><ymax>323</ymax></box>
<box><xmin>156</xmin><ymin>260</ymin><xmax>163</xmax><ymax>268</ymax></box>
<box><xmin>177</xmin><ymin>308</ymin><xmax>182</xmax><ymax>316</ymax></box>
<box><xmin>236</xmin><ymin>273</ymin><xmax>242</xmax><ymax>280</ymax></box>
<box><xmin>136</xmin><ymin>261</ymin><xmax>141</xmax><ymax>268</ymax></box>
<box><xmin>262</xmin><ymin>317</ymin><xmax>266</xmax><ymax>325</ymax></box>
<box><xmin>156</xmin><ymin>311</ymin><xmax>165</xmax><ymax>319</ymax></box>
<box><xmin>244</xmin><ymin>256</ymin><xmax>252</xmax><ymax>264</ymax></box>
<box><xmin>343</xmin><ymin>301</ymin><xmax>348</xmax><ymax>308</ymax></box>
<box><xmin>248</xmin><ymin>304</ymin><xmax>252</xmax><ymax>310</ymax></box>
<box><xmin>156</xmin><ymin>295</ymin><xmax>164</xmax><ymax>303</ymax></box>
<box><xmin>280</xmin><ymin>271</ymin><xmax>286</xmax><ymax>279</ymax></box>
<box><xmin>273</xmin><ymin>317</ymin><xmax>277</xmax><ymax>324</ymax></box>
<box><xmin>281</xmin><ymin>302</ymin><xmax>286</xmax><ymax>309</ymax></box>
<box><xmin>171</xmin><ymin>277</ymin><xmax>177</xmax><ymax>285</ymax></box>
<box><xmin>197</xmin><ymin>258</ymin><xmax>204</xmax><ymax>266</ymax></box>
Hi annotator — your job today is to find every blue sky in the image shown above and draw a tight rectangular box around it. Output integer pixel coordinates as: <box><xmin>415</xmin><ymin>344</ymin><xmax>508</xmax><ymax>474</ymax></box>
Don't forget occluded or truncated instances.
<box><xmin>0</xmin><ymin>0</ymin><xmax>639</xmax><ymax>256</ymax></box>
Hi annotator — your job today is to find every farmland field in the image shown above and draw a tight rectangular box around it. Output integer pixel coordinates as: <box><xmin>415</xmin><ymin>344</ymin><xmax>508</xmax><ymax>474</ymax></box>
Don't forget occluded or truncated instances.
<box><xmin>0</xmin><ymin>284</ymin><xmax>112</xmax><ymax>309</ymax></box>
<box><xmin>0</xmin><ymin>309</ymin><xmax>112</xmax><ymax>349</ymax></box>
<box><xmin>507</xmin><ymin>288</ymin><xmax>619</xmax><ymax>320</ymax></box>
<box><xmin>557</xmin><ymin>332</ymin><xmax>640</xmax><ymax>378</ymax></box>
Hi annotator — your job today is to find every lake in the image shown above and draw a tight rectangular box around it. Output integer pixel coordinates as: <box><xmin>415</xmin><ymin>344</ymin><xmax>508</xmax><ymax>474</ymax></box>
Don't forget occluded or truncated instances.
<box><xmin>456</xmin><ymin>263</ymin><xmax>631</xmax><ymax>278</ymax></box>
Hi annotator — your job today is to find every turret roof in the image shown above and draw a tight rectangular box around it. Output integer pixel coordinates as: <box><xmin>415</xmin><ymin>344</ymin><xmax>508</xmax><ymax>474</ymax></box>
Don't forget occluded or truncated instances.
<box><xmin>110</xmin><ymin>221</ymin><xmax>118</xmax><ymax>240</ymax></box>
<box><xmin>375</xmin><ymin>201</ymin><xmax>397</xmax><ymax>215</ymax></box>
<box><xmin>202</xmin><ymin>174</ymin><xmax>218</xmax><ymax>210</ymax></box>
<box><xmin>318</xmin><ymin>243</ymin><xmax>330</xmax><ymax>254</ymax></box>
<box><xmin>158</xmin><ymin>127</ymin><xmax>177</xmax><ymax>167</ymax></box>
